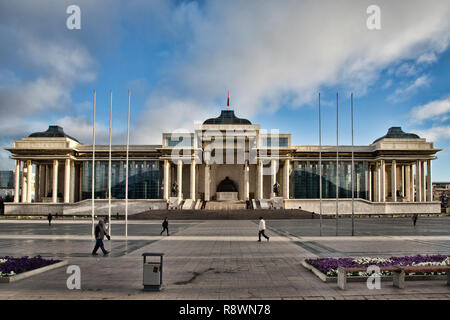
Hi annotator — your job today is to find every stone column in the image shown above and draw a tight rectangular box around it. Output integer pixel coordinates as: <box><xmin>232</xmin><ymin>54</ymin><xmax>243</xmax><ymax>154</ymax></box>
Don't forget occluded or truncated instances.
<box><xmin>427</xmin><ymin>160</ymin><xmax>432</xmax><ymax>202</ymax></box>
<box><xmin>244</xmin><ymin>161</ymin><xmax>250</xmax><ymax>201</ymax></box>
<box><xmin>190</xmin><ymin>159</ymin><xmax>196</xmax><ymax>200</ymax></box>
<box><xmin>70</xmin><ymin>161</ymin><xmax>75</xmax><ymax>203</ymax></box>
<box><xmin>401</xmin><ymin>165</ymin><xmax>405</xmax><ymax>197</ymax></box>
<box><xmin>283</xmin><ymin>159</ymin><xmax>290</xmax><ymax>199</ymax></box>
<box><xmin>415</xmin><ymin>160</ymin><xmax>421</xmax><ymax>202</ymax></box>
<box><xmin>34</xmin><ymin>164</ymin><xmax>39</xmax><ymax>202</ymax></box>
<box><xmin>391</xmin><ymin>160</ymin><xmax>397</xmax><ymax>202</ymax></box>
<box><xmin>27</xmin><ymin>160</ymin><xmax>32</xmax><ymax>203</ymax></box>
<box><xmin>374</xmin><ymin>163</ymin><xmax>379</xmax><ymax>202</ymax></box>
<box><xmin>14</xmin><ymin>160</ymin><xmax>20</xmax><ymax>203</ymax></box>
<box><xmin>257</xmin><ymin>160</ymin><xmax>264</xmax><ymax>200</ymax></box>
<box><xmin>421</xmin><ymin>160</ymin><xmax>426</xmax><ymax>202</ymax></box>
<box><xmin>410</xmin><ymin>164</ymin><xmax>414</xmax><ymax>202</ymax></box>
<box><xmin>380</xmin><ymin>160</ymin><xmax>386</xmax><ymax>202</ymax></box>
<box><xmin>78</xmin><ymin>164</ymin><xmax>83</xmax><ymax>201</ymax></box>
<box><xmin>368</xmin><ymin>165</ymin><xmax>372</xmax><ymax>202</ymax></box>
<box><xmin>64</xmin><ymin>159</ymin><xmax>70</xmax><ymax>203</ymax></box>
<box><xmin>163</xmin><ymin>160</ymin><xmax>170</xmax><ymax>200</ymax></box>
<box><xmin>52</xmin><ymin>160</ymin><xmax>59</xmax><ymax>203</ymax></box>
<box><xmin>405</xmin><ymin>165</ymin><xmax>411</xmax><ymax>201</ymax></box>
<box><xmin>177</xmin><ymin>159</ymin><xmax>183</xmax><ymax>202</ymax></box>
<box><xmin>45</xmin><ymin>164</ymin><xmax>50</xmax><ymax>198</ymax></box>
<box><xmin>204</xmin><ymin>164</ymin><xmax>210</xmax><ymax>201</ymax></box>
<box><xmin>21</xmin><ymin>163</ymin><xmax>27</xmax><ymax>203</ymax></box>
<box><xmin>270</xmin><ymin>159</ymin><xmax>277</xmax><ymax>198</ymax></box>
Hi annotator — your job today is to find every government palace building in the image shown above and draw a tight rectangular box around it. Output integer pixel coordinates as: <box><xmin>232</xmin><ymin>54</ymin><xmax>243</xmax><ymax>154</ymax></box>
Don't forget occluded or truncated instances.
<box><xmin>4</xmin><ymin>109</ymin><xmax>442</xmax><ymax>215</ymax></box>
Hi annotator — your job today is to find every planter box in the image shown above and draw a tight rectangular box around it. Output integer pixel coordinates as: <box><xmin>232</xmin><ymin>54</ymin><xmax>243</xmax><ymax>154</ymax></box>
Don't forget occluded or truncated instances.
<box><xmin>301</xmin><ymin>260</ymin><xmax>446</xmax><ymax>283</ymax></box>
<box><xmin>0</xmin><ymin>260</ymin><xmax>68</xmax><ymax>283</ymax></box>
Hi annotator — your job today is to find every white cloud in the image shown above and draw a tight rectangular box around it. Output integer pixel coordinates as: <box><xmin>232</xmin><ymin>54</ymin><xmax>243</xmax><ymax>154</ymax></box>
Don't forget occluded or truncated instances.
<box><xmin>411</xmin><ymin>96</ymin><xmax>450</xmax><ymax>122</ymax></box>
<box><xmin>0</xmin><ymin>37</ymin><xmax>96</xmax><ymax>117</ymax></box>
<box><xmin>417</xmin><ymin>52</ymin><xmax>438</xmax><ymax>64</ymax></box>
<box><xmin>134</xmin><ymin>0</ymin><xmax>450</xmax><ymax>139</ymax></box>
<box><xmin>55</xmin><ymin>116</ymin><xmax>125</xmax><ymax>145</ymax></box>
<box><xmin>388</xmin><ymin>75</ymin><xmax>431</xmax><ymax>102</ymax></box>
<box><xmin>395</xmin><ymin>63</ymin><xmax>418</xmax><ymax>77</ymax></box>
<box><xmin>416</xmin><ymin>125</ymin><xmax>450</xmax><ymax>142</ymax></box>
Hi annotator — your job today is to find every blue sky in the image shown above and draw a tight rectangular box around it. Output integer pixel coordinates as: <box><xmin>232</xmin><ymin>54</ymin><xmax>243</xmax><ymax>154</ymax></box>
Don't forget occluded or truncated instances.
<box><xmin>0</xmin><ymin>0</ymin><xmax>449</xmax><ymax>180</ymax></box>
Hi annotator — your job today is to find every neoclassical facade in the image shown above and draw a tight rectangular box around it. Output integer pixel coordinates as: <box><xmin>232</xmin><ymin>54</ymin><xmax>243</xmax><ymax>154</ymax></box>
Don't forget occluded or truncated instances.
<box><xmin>4</xmin><ymin>109</ymin><xmax>441</xmax><ymax>215</ymax></box>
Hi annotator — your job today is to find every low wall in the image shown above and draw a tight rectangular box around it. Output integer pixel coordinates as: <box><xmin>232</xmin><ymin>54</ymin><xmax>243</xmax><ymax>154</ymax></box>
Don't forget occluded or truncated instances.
<box><xmin>283</xmin><ymin>199</ymin><xmax>441</xmax><ymax>214</ymax></box>
<box><xmin>4</xmin><ymin>199</ymin><xmax>167</xmax><ymax>216</ymax></box>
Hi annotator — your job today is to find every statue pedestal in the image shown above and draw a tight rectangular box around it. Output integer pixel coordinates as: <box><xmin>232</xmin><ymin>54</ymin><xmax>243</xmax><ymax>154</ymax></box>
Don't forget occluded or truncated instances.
<box><xmin>271</xmin><ymin>197</ymin><xmax>284</xmax><ymax>209</ymax></box>
<box><xmin>216</xmin><ymin>192</ymin><xmax>238</xmax><ymax>201</ymax></box>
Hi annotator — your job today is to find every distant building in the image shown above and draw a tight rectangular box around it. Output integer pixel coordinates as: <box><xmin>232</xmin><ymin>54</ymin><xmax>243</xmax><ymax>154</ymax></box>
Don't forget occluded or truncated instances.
<box><xmin>433</xmin><ymin>182</ymin><xmax>450</xmax><ymax>212</ymax></box>
<box><xmin>3</xmin><ymin>110</ymin><xmax>443</xmax><ymax>215</ymax></box>
<box><xmin>0</xmin><ymin>170</ymin><xmax>15</xmax><ymax>198</ymax></box>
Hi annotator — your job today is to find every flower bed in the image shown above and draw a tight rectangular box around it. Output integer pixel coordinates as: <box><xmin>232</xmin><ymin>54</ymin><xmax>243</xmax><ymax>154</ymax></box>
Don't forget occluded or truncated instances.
<box><xmin>305</xmin><ymin>255</ymin><xmax>450</xmax><ymax>277</ymax></box>
<box><xmin>0</xmin><ymin>256</ymin><xmax>61</xmax><ymax>278</ymax></box>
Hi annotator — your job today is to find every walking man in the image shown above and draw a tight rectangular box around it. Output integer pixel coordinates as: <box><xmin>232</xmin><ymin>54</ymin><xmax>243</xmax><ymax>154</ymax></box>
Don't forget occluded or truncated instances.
<box><xmin>47</xmin><ymin>213</ymin><xmax>52</xmax><ymax>226</ymax></box>
<box><xmin>258</xmin><ymin>217</ymin><xmax>270</xmax><ymax>242</ymax></box>
<box><xmin>92</xmin><ymin>219</ymin><xmax>110</xmax><ymax>256</ymax></box>
<box><xmin>160</xmin><ymin>217</ymin><xmax>169</xmax><ymax>236</ymax></box>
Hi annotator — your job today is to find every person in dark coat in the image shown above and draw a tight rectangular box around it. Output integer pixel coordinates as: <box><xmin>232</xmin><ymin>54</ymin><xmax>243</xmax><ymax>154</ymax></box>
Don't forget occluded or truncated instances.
<box><xmin>92</xmin><ymin>219</ymin><xmax>110</xmax><ymax>255</ymax></box>
<box><xmin>47</xmin><ymin>213</ymin><xmax>52</xmax><ymax>226</ymax></box>
<box><xmin>160</xmin><ymin>217</ymin><xmax>169</xmax><ymax>236</ymax></box>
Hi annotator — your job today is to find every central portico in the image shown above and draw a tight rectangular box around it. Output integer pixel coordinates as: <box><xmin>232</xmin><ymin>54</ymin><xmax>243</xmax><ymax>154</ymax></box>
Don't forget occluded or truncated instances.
<box><xmin>163</xmin><ymin>109</ymin><xmax>287</xmax><ymax>204</ymax></box>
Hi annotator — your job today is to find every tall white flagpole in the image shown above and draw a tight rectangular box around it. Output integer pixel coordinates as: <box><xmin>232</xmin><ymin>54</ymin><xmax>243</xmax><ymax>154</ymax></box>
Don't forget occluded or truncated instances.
<box><xmin>91</xmin><ymin>90</ymin><xmax>96</xmax><ymax>239</ymax></box>
<box><xmin>336</xmin><ymin>92</ymin><xmax>339</xmax><ymax>236</ymax></box>
<box><xmin>351</xmin><ymin>93</ymin><xmax>355</xmax><ymax>236</ymax></box>
<box><xmin>319</xmin><ymin>92</ymin><xmax>323</xmax><ymax>236</ymax></box>
<box><xmin>125</xmin><ymin>90</ymin><xmax>130</xmax><ymax>238</ymax></box>
<box><xmin>108</xmin><ymin>90</ymin><xmax>112</xmax><ymax>236</ymax></box>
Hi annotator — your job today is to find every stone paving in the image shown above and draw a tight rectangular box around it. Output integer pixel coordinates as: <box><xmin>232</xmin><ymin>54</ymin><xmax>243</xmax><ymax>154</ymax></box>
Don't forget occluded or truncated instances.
<box><xmin>0</xmin><ymin>218</ymin><xmax>449</xmax><ymax>300</ymax></box>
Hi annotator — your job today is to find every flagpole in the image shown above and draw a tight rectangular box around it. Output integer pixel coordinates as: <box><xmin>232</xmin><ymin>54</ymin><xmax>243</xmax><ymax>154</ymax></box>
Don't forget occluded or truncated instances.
<box><xmin>319</xmin><ymin>92</ymin><xmax>323</xmax><ymax>236</ymax></box>
<box><xmin>351</xmin><ymin>93</ymin><xmax>355</xmax><ymax>236</ymax></box>
<box><xmin>108</xmin><ymin>90</ymin><xmax>112</xmax><ymax>237</ymax></box>
<box><xmin>336</xmin><ymin>92</ymin><xmax>339</xmax><ymax>236</ymax></box>
<box><xmin>91</xmin><ymin>90</ymin><xmax>96</xmax><ymax>240</ymax></box>
<box><xmin>125</xmin><ymin>90</ymin><xmax>130</xmax><ymax>238</ymax></box>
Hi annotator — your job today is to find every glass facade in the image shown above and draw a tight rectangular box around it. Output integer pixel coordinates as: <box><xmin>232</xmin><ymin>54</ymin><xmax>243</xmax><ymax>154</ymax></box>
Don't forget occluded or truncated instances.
<box><xmin>81</xmin><ymin>161</ymin><xmax>163</xmax><ymax>200</ymax></box>
<box><xmin>166</xmin><ymin>136</ymin><xmax>193</xmax><ymax>147</ymax></box>
<box><xmin>260</xmin><ymin>137</ymin><xmax>289</xmax><ymax>147</ymax></box>
<box><xmin>0</xmin><ymin>171</ymin><xmax>14</xmax><ymax>188</ymax></box>
<box><xmin>290</xmin><ymin>161</ymin><xmax>368</xmax><ymax>199</ymax></box>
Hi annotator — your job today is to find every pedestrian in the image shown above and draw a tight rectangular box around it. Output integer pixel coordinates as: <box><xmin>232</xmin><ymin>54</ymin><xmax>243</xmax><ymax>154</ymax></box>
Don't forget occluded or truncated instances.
<box><xmin>160</xmin><ymin>217</ymin><xmax>169</xmax><ymax>236</ymax></box>
<box><xmin>258</xmin><ymin>217</ymin><xmax>270</xmax><ymax>242</ymax></box>
<box><xmin>47</xmin><ymin>213</ymin><xmax>52</xmax><ymax>226</ymax></box>
<box><xmin>412</xmin><ymin>213</ymin><xmax>418</xmax><ymax>227</ymax></box>
<box><xmin>92</xmin><ymin>219</ymin><xmax>110</xmax><ymax>256</ymax></box>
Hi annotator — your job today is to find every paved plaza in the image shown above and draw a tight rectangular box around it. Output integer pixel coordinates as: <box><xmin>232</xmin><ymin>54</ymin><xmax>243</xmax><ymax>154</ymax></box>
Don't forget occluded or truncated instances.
<box><xmin>0</xmin><ymin>217</ymin><xmax>450</xmax><ymax>300</ymax></box>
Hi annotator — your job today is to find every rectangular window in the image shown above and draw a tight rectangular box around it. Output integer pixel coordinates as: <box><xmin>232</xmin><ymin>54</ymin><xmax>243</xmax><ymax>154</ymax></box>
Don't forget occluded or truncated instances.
<box><xmin>260</xmin><ymin>137</ymin><xmax>289</xmax><ymax>147</ymax></box>
<box><xmin>166</xmin><ymin>136</ymin><xmax>193</xmax><ymax>147</ymax></box>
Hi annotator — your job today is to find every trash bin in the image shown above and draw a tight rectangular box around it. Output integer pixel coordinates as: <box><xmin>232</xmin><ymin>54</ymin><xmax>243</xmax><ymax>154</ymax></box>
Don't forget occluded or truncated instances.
<box><xmin>142</xmin><ymin>253</ymin><xmax>164</xmax><ymax>291</ymax></box>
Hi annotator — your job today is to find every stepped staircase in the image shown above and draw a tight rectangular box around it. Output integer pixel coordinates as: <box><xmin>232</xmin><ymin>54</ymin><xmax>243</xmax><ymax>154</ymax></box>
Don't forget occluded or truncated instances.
<box><xmin>204</xmin><ymin>201</ymin><xmax>247</xmax><ymax>210</ymax></box>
